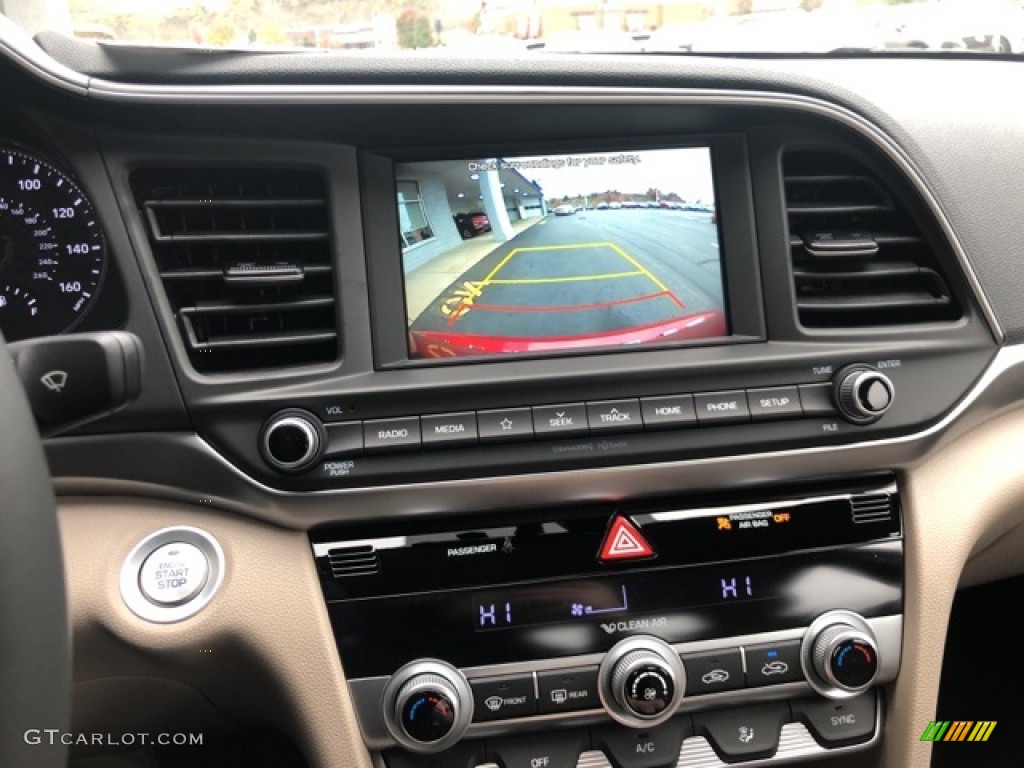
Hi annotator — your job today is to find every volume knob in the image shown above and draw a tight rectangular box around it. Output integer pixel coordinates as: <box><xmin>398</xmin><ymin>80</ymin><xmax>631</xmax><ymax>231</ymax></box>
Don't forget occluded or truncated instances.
<box><xmin>259</xmin><ymin>409</ymin><xmax>324</xmax><ymax>473</ymax></box>
<box><xmin>834</xmin><ymin>365</ymin><xmax>894</xmax><ymax>425</ymax></box>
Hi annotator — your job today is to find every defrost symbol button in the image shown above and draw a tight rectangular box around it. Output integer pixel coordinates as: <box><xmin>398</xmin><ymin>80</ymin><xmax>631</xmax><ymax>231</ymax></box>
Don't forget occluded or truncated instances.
<box><xmin>139</xmin><ymin>541</ymin><xmax>209</xmax><ymax>606</ymax></box>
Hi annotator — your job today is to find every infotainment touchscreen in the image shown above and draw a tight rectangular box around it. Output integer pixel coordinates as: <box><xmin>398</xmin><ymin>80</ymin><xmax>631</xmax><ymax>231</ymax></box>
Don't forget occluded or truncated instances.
<box><xmin>396</xmin><ymin>147</ymin><xmax>727</xmax><ymax>359</ymax></box>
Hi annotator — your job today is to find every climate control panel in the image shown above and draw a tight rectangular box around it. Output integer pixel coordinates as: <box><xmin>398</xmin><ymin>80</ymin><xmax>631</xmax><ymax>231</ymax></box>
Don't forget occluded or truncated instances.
<box><xmin>313</xmin><ymin>479</ymin><xmax>903</xmax><ymax>767</ymax></box>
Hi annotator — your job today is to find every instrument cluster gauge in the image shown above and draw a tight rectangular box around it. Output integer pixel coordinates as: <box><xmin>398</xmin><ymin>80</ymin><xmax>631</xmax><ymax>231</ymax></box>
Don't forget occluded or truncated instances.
<box><xmin>0</xmin><ymin>145</ymin><xmax>107</xmax><ymax>342</ymax></box>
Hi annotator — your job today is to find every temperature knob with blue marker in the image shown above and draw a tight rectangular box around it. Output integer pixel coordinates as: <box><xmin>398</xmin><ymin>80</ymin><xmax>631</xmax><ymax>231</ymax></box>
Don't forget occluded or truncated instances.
<box><xmin>383</xmin><ymin>660</ymin><xmax>474</xmax><ymax>753</ymax></box>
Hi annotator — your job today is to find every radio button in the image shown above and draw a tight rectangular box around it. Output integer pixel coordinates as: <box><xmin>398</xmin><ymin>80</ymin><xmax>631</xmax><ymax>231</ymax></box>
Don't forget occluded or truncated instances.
<box><xmin>364</xmin><ymin>417</ymin><xmax>422</xmax><ymax>453</ymax></box>
<box><xmin>640</xmin><ymin>395</ymin><xmax>697</xmax><ymax>429</ymax></box>
<box><xmin>746</xmin><ymin>387</ymin><xmax>802</xmax><ymax>421</ymax></box>
<box><xmin>744</xmin><ymin>640</ymin><xmax>804</xmax><ymax>687</ymax></box>
<box><xmin>594</xmin><ymin>716</ymin><xmax>692</xmax><ymax>768</ymax></box>
<box><xmin>537</xmin><ymin>667</ymin><xmax>600</xmax><ymax>714</ymax></box>
<box><xmin>587</xmin><ymin>399</ymin><xmax>641</xmax><ymax>433</ymax></box>
<box><xmin>694</xmin><ymin>391</ymin><xmax>751</xmax><ymax>425</ymax></box>
<box><xmin>469</xmin><ymin>674</ymin><xmax>537</xmax><ymax>722</ymax></box>
<box><xmin>680</xmin><ymin>648</ymin><xmax>743</xmax><ymax>695</ymax></box>
<box><xmin>487</xmin><ymin>730</ymin><xmax>590</xmax><ymax>768</ymax></box>
<box><xmin>693</xmin><ymin>702</ymin><xmax>789</xmax><ymax>762</ymax></box>
<box><xmin>478</xmin><ymin>408</ymin><xmax>534</xmax><ymax>443</ymax></box>
<box><xmin>422</xmin><ymin>412</ymin><xmax>478</xmax><ymax>447</ymax></box>
<box><xmin>792</xmin><ymin>691</ymin><xmax>876</xmax><ymax>748</ymax></box>
<box><xmin>532</xmin><ymin>404</ymin><xmax>590</xmax><ymax>438</ymax></box>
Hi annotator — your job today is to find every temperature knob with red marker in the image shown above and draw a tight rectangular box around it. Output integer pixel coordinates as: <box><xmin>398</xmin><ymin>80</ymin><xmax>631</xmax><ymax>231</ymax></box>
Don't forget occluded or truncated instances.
<box><xmin>801</xmin><ymin>611</ymin><xmax>880</xmax><ymax>699</ymax></box>
<box><xmin>382</xmin><ymin>660</ymin><xmax>473</xmax><ymax>752</ymax></box>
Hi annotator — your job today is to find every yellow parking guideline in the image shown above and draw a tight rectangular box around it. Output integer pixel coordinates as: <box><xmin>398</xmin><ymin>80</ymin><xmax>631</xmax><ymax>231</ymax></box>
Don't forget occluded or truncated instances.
<box><xmin>606</xmin><ymin>242</ymin><xmax>670</xmax><ymax>293</ymax></box>
<box><xmin>509</xmin><ymin>242</ymin><xmax>616</xmax><ymax>253</ymax></box>
<box><xmin>489</xmin><ymin>270</ymin><xmax>644</xmax><ymax>285</ymax></box>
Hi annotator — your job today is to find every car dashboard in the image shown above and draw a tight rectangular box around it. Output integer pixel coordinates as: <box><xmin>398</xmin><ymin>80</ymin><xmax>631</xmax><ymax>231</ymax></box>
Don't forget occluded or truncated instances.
<box><xmin>3</xmin><ymin>16</ymin><xmax>1024</xmax><ymax>768</ymax></box>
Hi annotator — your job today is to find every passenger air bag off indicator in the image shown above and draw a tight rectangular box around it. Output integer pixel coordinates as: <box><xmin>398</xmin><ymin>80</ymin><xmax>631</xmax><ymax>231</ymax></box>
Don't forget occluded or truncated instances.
<box><xmin>598</xmin><ymin>515</ymin><xmax>656</xmax><ymax>563</ymax></box>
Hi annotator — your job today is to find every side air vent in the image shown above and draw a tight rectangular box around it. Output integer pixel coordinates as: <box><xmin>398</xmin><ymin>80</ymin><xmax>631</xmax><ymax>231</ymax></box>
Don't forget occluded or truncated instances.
<box><xmin>327</xmin><ymin>545</ymin><xmax>380</xmax><ymax>579</ymax></box>
<box><xmin>784</xmin><ymin>150</ymin><xmax>960</xmax><ymax>328</ymax></box>
<box><xmin>850</xmin><ymin>494</ymin><xmax>894</xmax><ymax>524</ymax></box>
<box><xmin>132</xmin><ymin>168</ymin><xmax>338</xmax><ymax>373</ymax></box>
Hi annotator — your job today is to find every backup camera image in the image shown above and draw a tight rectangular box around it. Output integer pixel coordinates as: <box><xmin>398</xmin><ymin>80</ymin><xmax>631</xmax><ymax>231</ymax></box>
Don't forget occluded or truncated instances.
<box><xmin>397</xmin><ymin>148</ymin><xmax>727</xmax><ymax>359</ymax></box>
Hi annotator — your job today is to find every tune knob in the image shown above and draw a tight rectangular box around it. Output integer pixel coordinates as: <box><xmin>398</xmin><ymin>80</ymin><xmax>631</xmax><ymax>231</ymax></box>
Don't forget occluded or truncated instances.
<box><xmin>801</xmin><ymin>611</ymin><xmax>880</xmax><ymax>699</ymax></box>
<box><xmin>259</xmin><ymin>409</ymin><xmax>324</xmax><ymax>473</ymax></box>
<box><xmin>833</xmin><ymin>365</ymin><xmax>894</xmax><ymax>424</ymax></box>
<box><xmin>599</xmin><ymin>637</ymin><xmax>686</xmax><ymax>727</ymax></box>
<box><xmin>383</xmin><ymin>660</ymin><xmax>473</xmax><ymax>753</ymax></box>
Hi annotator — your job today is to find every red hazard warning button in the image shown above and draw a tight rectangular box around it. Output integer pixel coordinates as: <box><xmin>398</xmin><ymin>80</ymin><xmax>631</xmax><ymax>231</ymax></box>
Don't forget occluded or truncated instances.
<box><xmin>598</xmin><ymin>515</ymin><xmax>656</xmax><ymax>563</ymax></box>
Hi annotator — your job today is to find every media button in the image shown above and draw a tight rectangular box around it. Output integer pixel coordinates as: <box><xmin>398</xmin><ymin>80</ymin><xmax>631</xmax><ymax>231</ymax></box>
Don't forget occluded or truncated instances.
<box><xmin>587</xmin><ymin>399</ymin><xmax>641</xmax><ymax>432</ymax></box>
<box><xmin>478</xmin><ymin>408</ymin><xmax>534</xmax><ymax>443</ymax></box>
<box><xmin>363</xmin><ymin>417</ymin><xmax>421</xmax><ymax>453</ymax></box>
<box><xmin>532</xmin><ymin>404</ymin><xmax>589</xmax><ymax>438</ymax></box>
<box><xmin>694</xmin><ymin>391</ymin><xmax>751</xmax><ymax>425</ymax></box>
<box><xmin>469</xmin><ymin>673</ymin><xmax>537</xmax><ymax>722</ymax></box>
<box><xmin>537</xmin><ymin>667</ymin><xmax>600</xmax><ymax>714</ymax></box>
<box><xmin>744</xmin><ymin>640</ymin><xmax>803</xmax><ymax>686</ymax></box>
<box><xmin>747</xmin><ymin>386</ymin><xmax>803</xmax><ymax>421</ymax></box>
<box><xmin>681</xmin><ymin>648</ymin><xmax>743</xmax><ymax>695</ymax></box>
<box><xmin>640</xmin><ymin>395</ymin><xmax>697</xmax><ymax>429</ymax></box>
<box><xmin>421</xmin><ymin>412</ymin><xmax>478</xmax><ymax>447</ymax></box>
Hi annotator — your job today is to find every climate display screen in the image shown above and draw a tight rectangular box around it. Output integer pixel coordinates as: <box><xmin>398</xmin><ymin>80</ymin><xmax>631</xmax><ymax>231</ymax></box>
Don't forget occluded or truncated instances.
<box><xmin>395</xmin><ymin>147</ymin><xmax>727</xmax><ymax>359</ymax></box>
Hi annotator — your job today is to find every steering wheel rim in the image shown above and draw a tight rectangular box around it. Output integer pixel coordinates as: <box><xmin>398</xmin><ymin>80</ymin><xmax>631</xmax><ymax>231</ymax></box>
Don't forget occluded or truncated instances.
<box><xmin>0</xmin><ymin>333</ymin><xmax>69</xmax><ymax>767</ymax></box>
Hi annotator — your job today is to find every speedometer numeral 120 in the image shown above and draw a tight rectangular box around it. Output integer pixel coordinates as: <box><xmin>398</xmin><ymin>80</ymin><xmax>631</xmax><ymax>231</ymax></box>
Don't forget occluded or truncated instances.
<box><xmin>0</xmin><ymin>146</ymin><xmax>106</xmax><ymax>341</ymax></box>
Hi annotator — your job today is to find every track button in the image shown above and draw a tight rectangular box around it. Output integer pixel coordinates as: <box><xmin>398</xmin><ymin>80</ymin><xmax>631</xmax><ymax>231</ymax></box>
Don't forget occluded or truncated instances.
<box><xmin>587</xmin><ymin>399</ymin><xmax>641</xmax><ymax>432</ymax></box>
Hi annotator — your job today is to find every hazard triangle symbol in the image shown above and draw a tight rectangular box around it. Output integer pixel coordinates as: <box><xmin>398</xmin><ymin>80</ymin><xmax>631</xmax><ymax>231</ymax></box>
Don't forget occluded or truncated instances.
<box><xmin>598</xmin><ymin>515</ymin><xmax>656</xmax><ymax>562</ymax></box>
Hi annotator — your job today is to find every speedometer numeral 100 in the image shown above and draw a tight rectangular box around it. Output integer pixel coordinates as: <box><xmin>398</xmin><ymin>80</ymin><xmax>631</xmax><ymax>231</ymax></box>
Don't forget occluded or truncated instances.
<box><xmin>0</xmin><ymin>146</ymin><xmax>107</xmax><ymax>341</ymax></box>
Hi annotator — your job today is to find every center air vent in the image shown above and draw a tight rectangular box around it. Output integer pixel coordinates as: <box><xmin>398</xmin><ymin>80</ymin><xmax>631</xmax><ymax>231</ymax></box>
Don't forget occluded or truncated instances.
<box><xmin>132</xmin><ymin>168</ymin><xmax>338</xmax><ymax>373</ymax></box>
<box><xmin>327</xmin><ymin>545</ymin><xmax>380</xmax><ymax>579</ymax></box>
<box><xmin>784</xmin><ymin>150</ymin><xmax>960</xmax><ymax>328</ymax></box>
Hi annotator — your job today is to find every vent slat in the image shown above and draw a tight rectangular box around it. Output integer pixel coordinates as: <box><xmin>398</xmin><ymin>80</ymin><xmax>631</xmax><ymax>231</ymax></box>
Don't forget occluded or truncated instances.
<box><xmin>328</xmin><ymin>546</ymin><xmax>380</xmax><ymax>578</ymax></box>
<box><xmin>784</xmin><ymin>149</ymin><xmax>960</xmax><ymax>329</ymax></box>
<box><xmin>850</xmin><ymin>494</ymin><xmax>894</xmax><ymax>524</ymax></box>
<box><xmin>134</xmin><ymin>168</ymin><xmax>339</xmax><ymax>373</ymax></box>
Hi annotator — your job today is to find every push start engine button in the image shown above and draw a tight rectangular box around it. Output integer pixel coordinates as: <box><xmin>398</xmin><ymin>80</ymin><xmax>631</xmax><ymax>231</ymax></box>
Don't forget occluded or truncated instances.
<box><xmin>139</xmin><ymin>541</ymin><xmax>209</xmax><ymax>606</ymax></box>
<box><xmin>120</xmin><ymin>526</ymin><xmax>225</xmax><ymax>623</ymax></box>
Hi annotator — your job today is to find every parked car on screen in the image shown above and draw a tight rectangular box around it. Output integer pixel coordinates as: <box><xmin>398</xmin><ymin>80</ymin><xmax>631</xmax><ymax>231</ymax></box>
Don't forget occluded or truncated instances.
<box><xmin>553</xmin><ymin>204</ymin><xmax>576</xmax><ymax>216</ymax></box>
<box><xmin>453</xmin><ymin>212</ymin><xmax>491</xmax><ymax>239</ymax></box>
